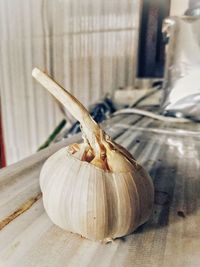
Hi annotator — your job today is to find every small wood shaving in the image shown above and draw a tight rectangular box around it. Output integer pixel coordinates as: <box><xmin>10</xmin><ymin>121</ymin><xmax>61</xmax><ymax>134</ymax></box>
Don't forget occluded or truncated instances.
<box><xmin>0</xmin><ymin>193</ymin><xmax>42</xmax><ymax>231</ymax></box>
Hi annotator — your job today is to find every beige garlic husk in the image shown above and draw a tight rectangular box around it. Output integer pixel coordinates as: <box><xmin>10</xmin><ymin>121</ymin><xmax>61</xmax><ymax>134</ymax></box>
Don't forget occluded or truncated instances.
<box><xmin>32</xmin><ymin>68</ymin><xmax>154</xmax><ymax>242</ymax></box>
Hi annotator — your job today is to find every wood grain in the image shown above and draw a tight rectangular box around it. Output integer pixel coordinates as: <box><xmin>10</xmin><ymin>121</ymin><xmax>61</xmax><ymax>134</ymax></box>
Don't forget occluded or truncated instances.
<box><xmin>1</xmin><ymin>114</ymin><xmax>200</xmax><ymax>266</ymax></box>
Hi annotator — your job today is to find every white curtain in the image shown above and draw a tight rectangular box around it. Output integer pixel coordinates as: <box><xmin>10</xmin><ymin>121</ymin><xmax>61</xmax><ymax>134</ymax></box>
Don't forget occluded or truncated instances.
<box><xmin>0</xmin><ymin>0</ymin><xmax>140</xmax><ymax>164</ymax></box>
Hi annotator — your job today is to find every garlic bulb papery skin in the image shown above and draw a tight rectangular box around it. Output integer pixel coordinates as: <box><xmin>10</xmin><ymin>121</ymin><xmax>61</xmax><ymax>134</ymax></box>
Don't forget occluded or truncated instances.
<box><xmin>40</xmin><ymin>148</ymin><xmax>154</xmax><ymax>241</ymax></box>
<box><xmin>32</xmin><ymin>68</ymin><xmax>154</xmax><ymax>242</ymax></box>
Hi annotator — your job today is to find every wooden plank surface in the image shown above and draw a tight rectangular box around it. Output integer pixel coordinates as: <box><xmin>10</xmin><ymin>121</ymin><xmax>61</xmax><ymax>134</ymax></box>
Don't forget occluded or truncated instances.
<box><xmin>0</xmin><ymin>114</ymin><xmax>200</xmax><ymax>267</ymax></box>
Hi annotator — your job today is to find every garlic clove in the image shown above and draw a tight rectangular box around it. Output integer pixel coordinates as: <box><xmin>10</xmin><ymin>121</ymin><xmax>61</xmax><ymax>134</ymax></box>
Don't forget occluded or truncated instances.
<box><xmin>105</xmin><ymin>149</ymin><xmax>135</xmax><ymax>173</ymax></box>
<box><xmin>85</xmin><ymin>148</ymin><xmax>94</xmax><ymax>162</ymax></box>
<box><xmin>90</xmin><ymin>156</ymin><xmax>108</xmax><ymax>171</ymax></box>
<box><xmin>67</xmin><ymin>143</ymin><xmax>80</xmax><ymax>154</ymax></box>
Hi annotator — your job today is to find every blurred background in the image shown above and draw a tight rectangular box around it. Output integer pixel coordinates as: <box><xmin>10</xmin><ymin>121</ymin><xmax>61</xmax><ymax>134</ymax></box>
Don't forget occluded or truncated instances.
<box><xmin>0</xmin><ymin>0</ymin><xmax>198</xmax><ymax>166</ymax></box>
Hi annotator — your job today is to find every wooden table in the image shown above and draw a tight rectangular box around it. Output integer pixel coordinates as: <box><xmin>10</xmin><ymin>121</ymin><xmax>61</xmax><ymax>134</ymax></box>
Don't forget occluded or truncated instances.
<box><xmin>0</xmin><ymin>114</ymin><xmax>200</xmax><ymax>267</ymax></box>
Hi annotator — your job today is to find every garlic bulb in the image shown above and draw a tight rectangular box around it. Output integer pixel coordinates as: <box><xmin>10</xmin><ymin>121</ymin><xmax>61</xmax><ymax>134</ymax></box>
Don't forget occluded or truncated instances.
<box><xmin>32</xmin><ymin>68</ymin><xmax>154</xmax><ymax>242</ymax></box>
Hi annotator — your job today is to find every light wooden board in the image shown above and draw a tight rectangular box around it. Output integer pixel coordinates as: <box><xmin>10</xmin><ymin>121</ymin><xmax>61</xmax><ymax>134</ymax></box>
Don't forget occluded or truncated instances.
<box><xmin>0</xmin><ymin>114</ymin><xmax>200</xmax><ymax>267</ymax></box>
